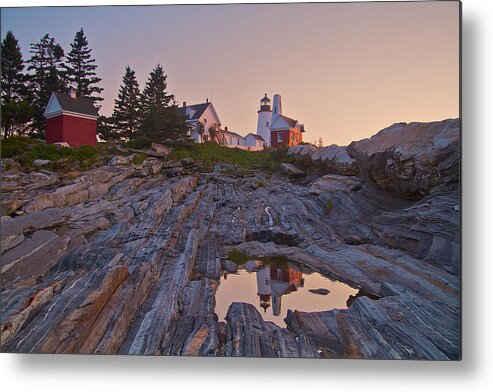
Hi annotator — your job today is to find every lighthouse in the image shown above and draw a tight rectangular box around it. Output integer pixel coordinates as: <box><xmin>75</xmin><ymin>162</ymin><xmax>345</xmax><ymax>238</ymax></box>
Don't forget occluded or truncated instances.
<box><xmin>256</xmin><ymin>94</ymin><xmax>272</xmax><ymax>147</ymax></box>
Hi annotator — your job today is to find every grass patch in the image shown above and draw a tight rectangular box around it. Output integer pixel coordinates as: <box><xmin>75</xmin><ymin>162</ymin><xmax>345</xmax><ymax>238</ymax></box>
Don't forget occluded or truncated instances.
<box><xmin>2</xmin><ymin>137</ymin><xmax>101</xmax><ymax>170</ymax></box>
<box><xmin>170</xmin><ymin>141</ymin><xmax>294</xmax><ymax>171</ymax></box>
<box><xmin>326</xmin><ymin>199</ymin><xmax>334</xmax><ymax>212</ymax></box>
<box><xmin>255</xmin><ymin>179</ymin><xmax>264</xmax><ymax>189</ymax></box>
<box><xmin>22</xmin><ymin>144</ymin><xmax>99</xmax><ymax>170</ymax></box>
<box><xmin>133</xmin><ymin>153</ymin><xmax>147</xmax><ymax>165</ymax></box>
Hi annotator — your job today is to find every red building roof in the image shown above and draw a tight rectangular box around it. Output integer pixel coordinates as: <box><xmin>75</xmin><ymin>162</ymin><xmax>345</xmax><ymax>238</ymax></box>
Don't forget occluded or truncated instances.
<box><xmin>44</xmin><ymin>91</ymin><xmax>98</xmax><ymax>119</ymax></box>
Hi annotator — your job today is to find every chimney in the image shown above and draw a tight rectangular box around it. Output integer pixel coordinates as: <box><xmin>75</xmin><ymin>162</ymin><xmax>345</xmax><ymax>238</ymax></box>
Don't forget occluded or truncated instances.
<box><xmin>272</xmin><ymin>94</ymin><xmax>282</xmax><ymax>119</ymax></box>
<box><xmin>225</xmin><ymin>126</ymin><xmax>228</xmax><ymax>131</ymax></box>
<box><xmin>206</xmin><ymin>98</ymin><xmax>209</xmax><ymax>103</ymax></box>
<box><xmin>68</xmin><ymin>87</ymin><xmax>77</xmax><ymax>99</ymax></box>
<box><xmin>183</xmin><ymin>101</ymin><xmax>187</xmax><ymax>108</ymax></box>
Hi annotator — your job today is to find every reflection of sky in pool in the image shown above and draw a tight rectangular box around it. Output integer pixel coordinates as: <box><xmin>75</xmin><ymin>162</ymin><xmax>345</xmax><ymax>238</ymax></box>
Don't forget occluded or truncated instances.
<box><xmin>215</xmin><ymin>259</ymin><xmax>359</xmax><ymax>327</ymax></box>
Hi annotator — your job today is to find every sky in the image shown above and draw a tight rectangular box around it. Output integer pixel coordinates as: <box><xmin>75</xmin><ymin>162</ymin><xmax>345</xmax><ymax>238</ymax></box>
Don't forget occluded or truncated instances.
<box><xmin>1</xmin><ymin>1</ymin><xmax>460</xmax><ymax>146</ymax></box>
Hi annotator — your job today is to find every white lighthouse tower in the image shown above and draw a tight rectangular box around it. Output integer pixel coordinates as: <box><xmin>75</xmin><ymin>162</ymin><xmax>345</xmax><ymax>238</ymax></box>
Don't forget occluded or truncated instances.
<box><xmin>256</xmin><ymin>94</ymin><xmax>272</xmax><ymax>147</ymax></box>
<box><xmin>272</xmin><ymin>94</ymin><xmax>282</xmax><ymax>121</ymax></box>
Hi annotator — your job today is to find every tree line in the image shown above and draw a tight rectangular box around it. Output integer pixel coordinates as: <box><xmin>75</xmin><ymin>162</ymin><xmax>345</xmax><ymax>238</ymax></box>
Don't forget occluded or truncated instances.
<box><xmin>1</xmin><ymin>30</ymin><xmax>188</xmax><ymax>143</ymax></box>
<box><xmin>98</xmin><ymin>64</ymin><xmax>188</xmax><ymax>144</ymax></box>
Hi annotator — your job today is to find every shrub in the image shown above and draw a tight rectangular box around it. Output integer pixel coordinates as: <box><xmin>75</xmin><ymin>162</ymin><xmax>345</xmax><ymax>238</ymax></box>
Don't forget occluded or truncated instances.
<box><xmin>133</xmin><ymin>153</ymin><xmax>147</xmax><ymax>165</ymax></box>
<box><xmin>1</xmin><ymin>136</ymin><xmax>31</xmax><ymax>158</ymax></box>
<box><xmin>125</xmin><ymin>139</ymin><xmax>152</xmax><ymax>150</ymax></box>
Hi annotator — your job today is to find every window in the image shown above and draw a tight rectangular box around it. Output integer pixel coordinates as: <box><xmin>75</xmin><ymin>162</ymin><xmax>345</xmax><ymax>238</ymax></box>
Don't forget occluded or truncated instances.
<box><xmin>266</xmin><ymin>121</ymin><xmax>269</xmax><ymax>127</ymax></box>
<box><xmin>278</xmin><ymin>132</ymin><xmax>283</xmax><ymax>142</ymax></box>
<box><xmin>204</xmin><ymin>118</ymin><xmax>207</xmax><ymax>123</ymax></box>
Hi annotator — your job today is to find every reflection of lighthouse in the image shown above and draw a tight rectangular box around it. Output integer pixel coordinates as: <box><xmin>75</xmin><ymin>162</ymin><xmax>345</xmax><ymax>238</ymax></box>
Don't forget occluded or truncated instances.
<box><xmin>256</xmin><ymin>263</ymin><xmax>304</xmax><ymax>317</ymax></box>
<box><xmin>256</xmin><ymin>265</ymin><xmax>271</xmax><ymax>312</ymax></box>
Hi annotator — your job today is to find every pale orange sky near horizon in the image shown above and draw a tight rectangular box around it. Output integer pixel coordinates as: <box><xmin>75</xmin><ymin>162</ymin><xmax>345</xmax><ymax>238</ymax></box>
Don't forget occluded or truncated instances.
<box><xmin>2</xmin><ymin>1</ymin><xmax>460</xmax><ymax>145</ymax></box>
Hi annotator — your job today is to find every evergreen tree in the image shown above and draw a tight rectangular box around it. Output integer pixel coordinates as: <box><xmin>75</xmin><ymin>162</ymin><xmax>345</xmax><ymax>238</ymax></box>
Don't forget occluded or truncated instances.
<box><xmin>138</xmin><ymin>64</ymin><xmax>187</xmax><ymax>142</ymax></box>
<box><xmin>138</xmin><ymin>105</ymin><xmax>189</xmax><ymax>143</ymax></box>
<box><xmin>112</xmin><ymin>66</ymin><xmax>141</xmax><ymax>140</ymax></box>
<box><xmin>27</xmin><ymin>34</ymin><xmax>65</xmax><ymax>136</ymax></box>
<box><xmin>63</xmin><ymin>28</ymin><xmax>103</xmax><ymax>104</ymax></box>
<box><xmin>1</xmin><ymin>31</ymin><xmax>31</xmax><ymax>138</ymax></box>
<box><xmin>141</xmin><ymin>64</ymin><xmax>174</xmax><ymax>114</ymax></box>
<box><xmin>97</xmin><ymin>115</ymin><xmax>119</xmax><ymax>142</ymax></box>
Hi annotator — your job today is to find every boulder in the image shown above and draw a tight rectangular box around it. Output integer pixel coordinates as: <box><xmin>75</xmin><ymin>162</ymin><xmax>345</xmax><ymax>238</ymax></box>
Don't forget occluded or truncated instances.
<box><xmin>280</xmin><ymin>163</ymin><xmax>304</xmax><ymax>177</ymax></box>
<box><xmin>108</xmin><ymin>154</ymin><xmax>136</xmax><ymax>166</ymax></box>
<box><xmin>288</xmin><ymin>144</ymin><xmax>359</xmax><ymax>175</ymax></box>
<box><xmin>348</xmin><ymin>119</ymin><xmax>460</xmax><ymax>198</ymax></box>
<box><xmin>151</xmin><ymin>142</ymin><xmax>172</xmax><ymax>155</ymax></box>
<box><xmin>181</xmin><ymin>157</ymin><xmax>194</xmax><ymax>167</ymax></box>
<box><xmin>288</xmin><ymin>144</ymin><xmax>318</xmax><ymax>157</ymax></box>
<box><xmin>1</xmin><ymin>199</ymin><xmax>28</xmax><ymax>216</ymax></box>
<box><xmin>1</xmin><ymin>208</ymin><xmax>70</xmax><ymax>254</ymax></box>
<box><xmin>33</xmin><ymin>159</ymin><xmax>51</xmax><ymax>167</ymax></box>
<box><xmin>53</xmin><ymin>142</ymin><xmax>71</xmax><ymax>148</ymax></box>
<box><xmin>309</xmin><ymin>174</ymin><xmax>363</xmax><ymax>194</ymax></box>
<box><xmin>1</xmin><ymin>230</ymin><xmax>70</xmax><ymax>285</ymax></box>
<box><xmin>213</xmin><ymin>162</ymin><xmax>240</xmax><ymax>174</ymax></box>
<box><xmin>308</xmin><ymin>288</ymin><xmax>330</xmax><ymax>295</ymax></box>
<box><xmin>221</xmin><ymin>259</ymin><xmax>238</xmax><ymax>274</ymax></box>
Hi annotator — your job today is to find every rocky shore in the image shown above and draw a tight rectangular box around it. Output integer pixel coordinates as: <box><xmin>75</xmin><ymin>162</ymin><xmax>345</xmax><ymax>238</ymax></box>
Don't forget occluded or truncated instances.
<box><xmin>0</xmin><ymin>118</ymin><xmax>460</xmax><ymax>359</ymax></box>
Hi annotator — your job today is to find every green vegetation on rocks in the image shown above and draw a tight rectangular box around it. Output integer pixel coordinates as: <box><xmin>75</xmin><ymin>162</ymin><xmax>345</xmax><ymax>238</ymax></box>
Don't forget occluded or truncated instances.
<box><xmin>1</xmin><ymin>136</ymin><xmax>99</xmax><ymax>169</ymax></box>
<box><xmin>170</xmin><ymin>141</ymin><xmax>295</xmax><ymax>171</ymax></box>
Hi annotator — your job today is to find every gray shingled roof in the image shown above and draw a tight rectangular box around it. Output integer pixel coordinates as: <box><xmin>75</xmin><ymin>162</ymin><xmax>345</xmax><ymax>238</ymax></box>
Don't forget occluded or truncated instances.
<box><xmin>222</xmin><ymin>129</ymin><xmax>243</xmax><ymax>139</ymax></box>
<box><xmin>245</xmin><ymin>133</ymin><xmax>265</xmax><ymax>141</ymax></box>
<box><xmin>53</xmin><ymin>92</ymin><xmax>99</xmax><ymax>117</ymax></box>
<box><xmin>277</xmin><ymin>114</ymin><xmax>298</xmax><ymax>128</ymax></box>
<box><xmin>177</xmin><ymin>102</ymin><xmax>209</xmax><ymax>121</ymax></box>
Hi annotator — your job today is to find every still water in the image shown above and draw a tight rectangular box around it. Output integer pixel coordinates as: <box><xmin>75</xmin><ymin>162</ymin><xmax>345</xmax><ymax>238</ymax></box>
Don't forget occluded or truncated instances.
<box><xmin>215</xmin><ymin>257</ymin><xmax>359</xmax><ymax>327</ymax></box>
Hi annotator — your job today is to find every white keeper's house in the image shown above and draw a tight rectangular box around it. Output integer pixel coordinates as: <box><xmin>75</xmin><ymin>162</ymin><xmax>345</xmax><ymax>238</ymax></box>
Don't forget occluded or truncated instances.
<box><xmin>178</xmin><ymin>100</ymin><xmax>265</xmax><ymax>150</ymax></box>
<box><xmin>177</xmin><ymin>99</ymin><xmax>222</xmax><ymax>143</ymax></box>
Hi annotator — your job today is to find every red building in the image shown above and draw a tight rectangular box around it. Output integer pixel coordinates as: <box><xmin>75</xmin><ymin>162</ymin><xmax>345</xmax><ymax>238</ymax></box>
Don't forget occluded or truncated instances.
<box><xmin>44</xmin><ymin>88</ymin><xmax>98</xmax><ymax>147</ymax></box>
<box><xmin>270</xmin><ymin>115</ymin><xmax>304</xmax><ymax>148</ymax></box>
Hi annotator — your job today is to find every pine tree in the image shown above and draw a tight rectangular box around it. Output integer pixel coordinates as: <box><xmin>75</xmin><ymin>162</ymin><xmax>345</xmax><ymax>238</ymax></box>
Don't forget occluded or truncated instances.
<box><xmin>27</xmin><ymin>34</ymin><xmax>65</xmax><ymax>136</ymax></box>
<box><xmin>112</xmin><ymin>66</ymin><xmax>141</xmax><ymax>140</ymax></box>
<box><xmin>138</xmin><ymin>64</ymin><xmax>187</xmax><ymax>142</ymax></box>
<box><xmin>141</xmin><ymin>64</ymin><xmax>174</xmax><ymax>114</ymax></box>
<box><xmin>97</xmin><ymin>115</ymin><xmax>119</xmax><ymax>142</ymax></box>
<box><xmin>63</xmin><ymin>28</ymin><xmax>103</xmax><ymax>104</ymax></box>
<box><xmin>1</xmin><ymin>31</ymin><xmax>31</xmax><ymax>138</ymax></box>
<box><xmin>138</xmin><ymin>105</ymin><xmax>189</xmax><ymax>143</ymax></box>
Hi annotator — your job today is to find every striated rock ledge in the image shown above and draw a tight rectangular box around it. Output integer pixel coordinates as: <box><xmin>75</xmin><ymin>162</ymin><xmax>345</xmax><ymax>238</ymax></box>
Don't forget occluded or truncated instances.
<box><xmin>1</xmin><ymin>119</ymin><xmax>460</xmax><ymax>359</ymax></box>
<box><xmin>289</xmin><ymin>118</ymin><xmax>460</xmax><ymax>199</ymax></box>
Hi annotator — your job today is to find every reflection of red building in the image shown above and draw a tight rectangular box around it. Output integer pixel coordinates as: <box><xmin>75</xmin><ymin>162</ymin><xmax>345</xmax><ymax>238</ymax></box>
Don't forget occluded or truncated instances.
<box><xmin>256</xmin><ymin>263</ymin><xmax>304</xmax><ymax>316</ymax></box>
